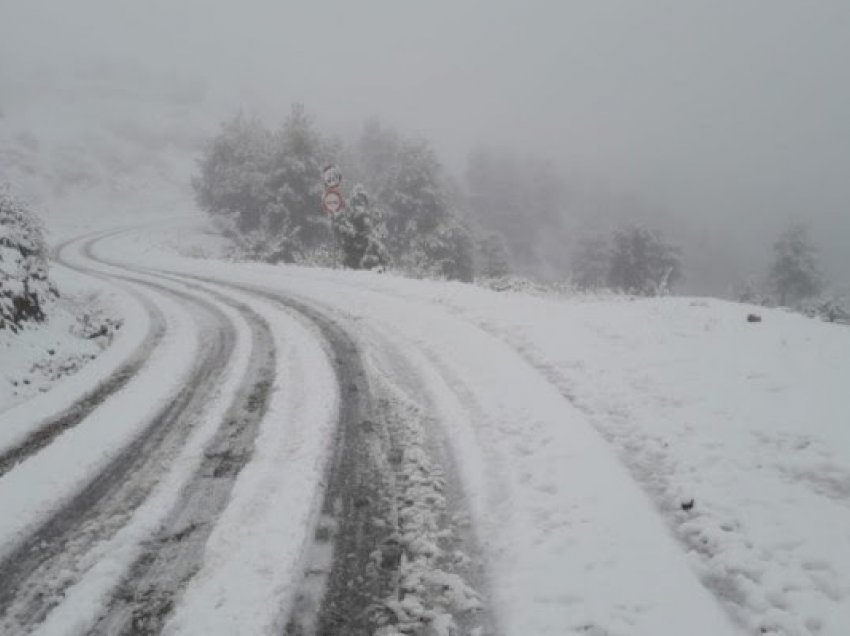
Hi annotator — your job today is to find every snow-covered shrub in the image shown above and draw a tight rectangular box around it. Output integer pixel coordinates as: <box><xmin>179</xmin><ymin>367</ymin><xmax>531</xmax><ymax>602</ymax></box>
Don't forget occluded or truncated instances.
<box><xmin>476</xmin><ymin>231</ymin><xmax>511</xmax><ymax>278</ymax></box>
<box><xmin>768</xmin><ymin>223</ymin><xmax>823</xmax><ymax>306</ymax></box>
<box><xmin>193</xmin><ymin>106</ymin><xmax>328</xmax><ymax>252</ymax></box>
<box><xmin>731</xmin><ymin>277</ymin><xmax>771</xmax><ymax>306</ymax></box>
<box><xmin>401</xmin><ymin>218</ymin><xmax>475</xmax><ymax>282</ymax></box>
<box><xmin>797</xmin><ymin>296</ymin><xmax>850</xmax><ymax>325</ymax></box>
<box><xmin>192</xmin><ymin>113</ymin><xmax>274</xmax><ymax>233</ymax></box>
<box><xmin>570</xmin><ymin>234</ymin><xmax>611</xmax><ymax>290</ymax></box>
<box><xmin>0</xmin><ymin>188</ymin><xmax>57</xmax><ymax>332</ymax></box>
<box><xmin>332</xmin><ymin>184</ymin><xmax>388</xmax><ymax>271</ymax></box>
<box><xmin>476</xmin><ymin>275</ymin><xmax>550</xmax><ymax>295</ymax></box>
<box><xmin>607</xmin><ymin>225</ymin><xmax>682</xmax><ymax>295</ymax></box>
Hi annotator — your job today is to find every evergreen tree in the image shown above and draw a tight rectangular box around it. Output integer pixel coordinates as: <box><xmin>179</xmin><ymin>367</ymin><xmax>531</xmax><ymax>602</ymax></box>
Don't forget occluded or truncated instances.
<box><xmin>571</xmin><ymin>234</ymin><xmax>610</xmax><ymax>290</ymax></box>
<box><xmin>381</xmin><ymin>139</ymin><xmax>448</xmax><ymax>254</ymax></box>
<box><xmin>401</xmin><ymin>217</ymin><xmax>475</xmax><ymax>282</ymax></box>
<box><xmin>355</xmin><ymin>118</ymin><xmax>401</xmax><ymax>196</ymax></box>
<box><xmin>477</xmin><ymin>231</ymin><xmax>512</xmax><ymax>278</ymax></box>
<box><xmin>192</xmin><ymin>113</ymin><xmax>273</xmax><ymax>232</ymax></box>
<box><xmin>333</xmin><ymin>185</ymin><xmax>387</xmax><ymax>270</ymax></box>
<box><xmin>193</xmin><ymin>109</ymin><xmax>476</xmax><ymax>280</ymax></box>
<box><xmin>193</xmin><ymin>106</ymin><xmax>333</xmax><ymax>262</ymax></box>
<box><xmin>768</xmin><ymin>223</ymin><xmax>823</xmax><ymax>306</ymax></box>
<box><xmin>607</xmin><ymin>225</ymin><xmax>682</xmax><ymax>295</ymax></box>
<box><xmin>466</xmin><ymin>146</ymin><xmax>568</xmax><ymax>275</ymax></box>
<box><xmin>349</xmin><ymin>120</ymin><xmax>475</xmax><ymax>278</ymax></box>
<box><xmin>268</xmin><ymin>104</ymin><xmax>326</xmax><ymax>247</ymax></box>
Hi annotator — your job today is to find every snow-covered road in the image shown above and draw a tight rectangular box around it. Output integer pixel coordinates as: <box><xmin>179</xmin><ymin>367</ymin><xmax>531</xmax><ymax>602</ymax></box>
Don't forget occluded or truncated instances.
<box><xmin>1</xmin><ymin>222</ymin><xmax>848</xmax><ymax>635</ymax></box>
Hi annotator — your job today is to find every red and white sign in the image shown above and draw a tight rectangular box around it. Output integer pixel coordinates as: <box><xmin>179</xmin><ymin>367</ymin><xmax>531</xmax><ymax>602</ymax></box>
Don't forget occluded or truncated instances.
<box><xmin>322</xmin><ymin>189</ymin><xmax>345</xmax><ymax>214</ymax></box>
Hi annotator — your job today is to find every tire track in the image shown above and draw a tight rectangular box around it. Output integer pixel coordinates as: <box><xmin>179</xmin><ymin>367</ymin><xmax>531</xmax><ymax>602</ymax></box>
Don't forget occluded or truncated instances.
<box><xmin>89</xmin><ymin>286</ymin><xmax>276</xmax><ymax>635</ymax></box>
<box><xmin>0</xmin><ymin>238</ymin><xmax>168</xmax><ymax>480</ymax></box>
<box><xmin>273</xmin><ymin>296</ymin><xmax>489</xmax><ymax>636</ymax></box>
<box><xmin>0</xmin><ymin>279</ymin><xmax>235</xmax><ymax>633</ymax></box>
<box><xmin>41</xmin><ymin>234</ymin><xmax>279</xmax><ymax>635</ymax></box>
<box><xmin>0</xmin><ymin>304</ymin><xmax>165</xmax><ymax>480</ymax></box>
<box><xmin>145</xmin><ymin>273</ymin><xmax>492</xmax><ymax>635</ymax></box>
<box><xmin>50</xmin><ymin>227</ymin><xmax>492</xmax><ymax>634</ymax></box>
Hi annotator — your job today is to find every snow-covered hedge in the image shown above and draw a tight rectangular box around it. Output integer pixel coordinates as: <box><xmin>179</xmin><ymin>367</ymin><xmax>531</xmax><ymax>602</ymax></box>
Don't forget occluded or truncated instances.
<box><xmin>0</xmin><ymin>188</ymin><xmax>57</xmax><ymax>332</ymax></box>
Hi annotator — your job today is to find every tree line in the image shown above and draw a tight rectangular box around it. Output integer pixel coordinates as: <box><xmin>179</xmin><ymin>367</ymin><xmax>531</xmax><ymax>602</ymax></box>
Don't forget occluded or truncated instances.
<box><xmin>193</xmin><ymin>105</ymin><xmax>474</xmax><ymax>281</ymax></box>
<box><xmin>193</xmin><ymin>104</ymin><xmax>840</xmax><ymax>316</ymax></box>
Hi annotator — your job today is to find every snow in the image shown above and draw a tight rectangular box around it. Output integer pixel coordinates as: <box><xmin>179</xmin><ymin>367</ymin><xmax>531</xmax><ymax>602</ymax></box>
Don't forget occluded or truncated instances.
<box><xmin>0</xmin><ymin>281</ymin><xmax>198</xmax><ymax>560</ymax></box>
<box><xmin>333</xmin><ymin>286</ymin><xmax>736</xmax><ymax>635</ymax></box>
<box><xmin>1</xmin><ymin>45</ymin><xmax>845</xmax><ymax>632</ymax></box>
<box><xmin>33</xmin><ymin>272</ymin><xmax>257</xmax><ymax>636</ymax></box>
<box><xmin>0</xmin><ymin>265</ymin><xmax>146</xmax><ymax>445</ymax></box>
<box><xmin>102</xmin><ymin>221</ymin><xmax>850</xmax><ymax>635</ymax></box>
<box><xmin>3</xmin><ymin>219</ymin><xmax>849</xmax><ymax>635</ymax></box>
<box><xmin>162</xmin><ymin>283</ymin><xmax>338</xmax><ymax>636</ymax></box>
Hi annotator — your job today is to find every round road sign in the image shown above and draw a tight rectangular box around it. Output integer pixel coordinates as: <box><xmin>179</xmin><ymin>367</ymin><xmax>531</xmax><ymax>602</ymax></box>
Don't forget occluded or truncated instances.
<box><xmin>322</xmin><ymin>165</ymin><xmax>342</xmax><ymax>190</ymax></box>
<box><xmin>322</xmin><ymin>189</ymin><xmax>345</xmax><ymax>214</ymax></box>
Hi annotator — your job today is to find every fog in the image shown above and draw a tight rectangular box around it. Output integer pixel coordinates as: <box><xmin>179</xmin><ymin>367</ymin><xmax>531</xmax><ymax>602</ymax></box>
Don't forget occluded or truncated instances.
<box><xmin>2</xmin><ymin>0</ymin><xmax>848</xmax><ymax>293</ymax></box>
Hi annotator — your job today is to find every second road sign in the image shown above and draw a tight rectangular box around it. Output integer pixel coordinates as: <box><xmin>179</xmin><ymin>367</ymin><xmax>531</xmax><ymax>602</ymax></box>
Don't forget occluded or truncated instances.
<box><xmin>322</xmin><ymin>190</ymin><xmax>345</xmax><ymax>214</ymax></box>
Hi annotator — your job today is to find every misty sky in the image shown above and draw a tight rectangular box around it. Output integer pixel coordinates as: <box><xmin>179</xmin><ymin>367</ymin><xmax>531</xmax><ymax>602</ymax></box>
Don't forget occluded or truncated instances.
<box><xmin>1</xmin><ymin>0</ymin><xmax>848</xmax><ymax>286</ymax></box>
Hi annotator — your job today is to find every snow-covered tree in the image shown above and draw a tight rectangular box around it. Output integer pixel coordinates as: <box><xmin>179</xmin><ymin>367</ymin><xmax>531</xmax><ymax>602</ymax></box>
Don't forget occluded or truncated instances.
<box><xmin>571</xmin><ymin>234</ymin><xmax>610</xmax><ymax>290</ymax></box>
<box><xmin>607</xmin><ymin>225</ymin><xmax>682</xmax><ymax>295</ymax></box>
<box><xmin>477</xmin><ymin>231</ymin><xmax>511</xmax><ymax>278</ymax></box>
<box><xmin>731</xmin><ymin>276</ymin><xmax>770</xmax><ymax>306</ymax></box>
<box><xmin>350</xmin><ymin>123</ymin><xmax>473</xmax><ymax>278</ymax></box>
<box><xmin>192</xmin><ymin>113</ymin><xmax>273</xmax><ymax>232</ymax></box>
<box><xmin>332</xmin><ymin>184</ymin><xmax>387</xmax><ymax>271</ymax></box>
<box><xmin>232</xmin><ymin>204</ymin><xmax>302</xmax><ymax>264</ymax></box>
<box><xmin>799</xmin><ymin>296</ymin><xmax>850</xmax><ymax>324</ymax></box>
<box><xmin>193</xmin><ymin>106</ymin><xmax>332</xmax><ymax>262</ymax></box>
<box><xmin>768</xmin><ymin>223</ymin><xmax>823</xmax><ymax>306</ymax></box>
<box><xmin>406</xmin><ymin>218</ymin><xmax>475</xmax><ymax>282</ymax></box>
<box><xmin>381</xmin><ymin>139</ymin><xmax>448</xmax><ymax>251</ymax></box>
<box><xmin>0</xmin><ymin>188</ymin><xmax>57</xmax><ymax>332</ymax></box>
<box><xmin>355</xmin><ymin>118</ymin><xmax>401</xmax><ymax>196</ymax></box>
<box><xmin>466</xmin><ymin>145</ymin><xmax>568</xmax><ymax>275</ymax></box>
<box><xmin>194</xmin><ymin>110</ymin><xmax>476</xmax><ymax>279</ymax></box>
<box><xmin>268</xmin><ymin>103</ymin><xmax>326</xmax><ymax>247</ymax></box>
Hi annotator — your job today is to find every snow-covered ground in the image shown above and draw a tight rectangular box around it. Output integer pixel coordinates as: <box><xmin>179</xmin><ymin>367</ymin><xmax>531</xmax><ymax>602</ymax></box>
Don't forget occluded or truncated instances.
<box><xmin>1</xmin><ymin>215</ymin><xmax>848</xmax><ymax>634</ymax></box>
<box><xmin>63</xmin><ymin>221</ymin><xmax>845</xmax><ymax>636</ymax></box>
<box><xmin>0</xmin><ymin>267</ymin><xmax>124</xmax><ymax>413</ymax></box>
<box><xmin>2</xmin><ymin>13</ymin><xmax>848</xmax><ymax>633</ymax></box>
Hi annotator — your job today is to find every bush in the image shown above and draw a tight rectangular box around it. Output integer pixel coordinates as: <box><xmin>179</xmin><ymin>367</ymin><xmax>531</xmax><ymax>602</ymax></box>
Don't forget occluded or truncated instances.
<box><xmin>798</xmin><ymin>296</ymin><xmax>850</xmax><ymax>325</ymax></box>
<box><xmin>607</xmin><ymin>225</ymin><xmax>682</xmax><ymax>295</ymax></box>
<box><xmin>768</xmin><ymin>223</ymin><xmax>823</xmax><ymax>306</ymax></box>
<box><xmin>403</xmin><ymin>218</ymin><xmax>475</xmax><ymax>282</ymax></box>
<box><xmin>0</xmin><ymin>188</ymin><xmax>57</xmax><ymax>332</ymax></box>
<box><xmin>332</xmin><ymin>185</ymin><xmax>388</xmax><ymax>271</ymax></box>
<box><xmin>570</xmin><ymin>234</ymin><xmax>610</xmax><ymax>290</ymax></box>
<box><xmin>477</xmin><ymin>232</ymin><xmax>511</xmax><ymax>278</ymax></box>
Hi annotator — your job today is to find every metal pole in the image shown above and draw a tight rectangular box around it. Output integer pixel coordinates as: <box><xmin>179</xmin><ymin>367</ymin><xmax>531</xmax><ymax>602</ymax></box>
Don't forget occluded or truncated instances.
<box><xmin>331</xmin><ymin>219</ymin><xmax>338</xmax><ymax>269</ymax></box>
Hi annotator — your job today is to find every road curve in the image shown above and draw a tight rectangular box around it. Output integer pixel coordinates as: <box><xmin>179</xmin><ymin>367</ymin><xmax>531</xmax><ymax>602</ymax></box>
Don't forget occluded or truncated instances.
<box><xmin>0</xmin><ymin>227</ymin><xmax>490</xmax><ymax>635</ymax></box>
<box><xmin>84</xmin><ymin>230</ymin><xmax>492</xmax><ymax>635</ymax></box>
<box><xmin>0</xmin><ymin>236</ymin><xmax>274</xmax><ymax>634</ymax></box>
<box><xmin>88</xmin><ymin>222</ymin><xmax>745</xmax><ymax>636</ymax></box>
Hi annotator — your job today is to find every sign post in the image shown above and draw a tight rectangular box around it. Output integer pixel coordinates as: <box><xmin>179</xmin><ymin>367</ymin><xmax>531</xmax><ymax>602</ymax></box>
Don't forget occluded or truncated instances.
<box><xmin>320</xmin><ymin>164</ymin><xmax>346</xmax><ymax>268</ymax></box>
